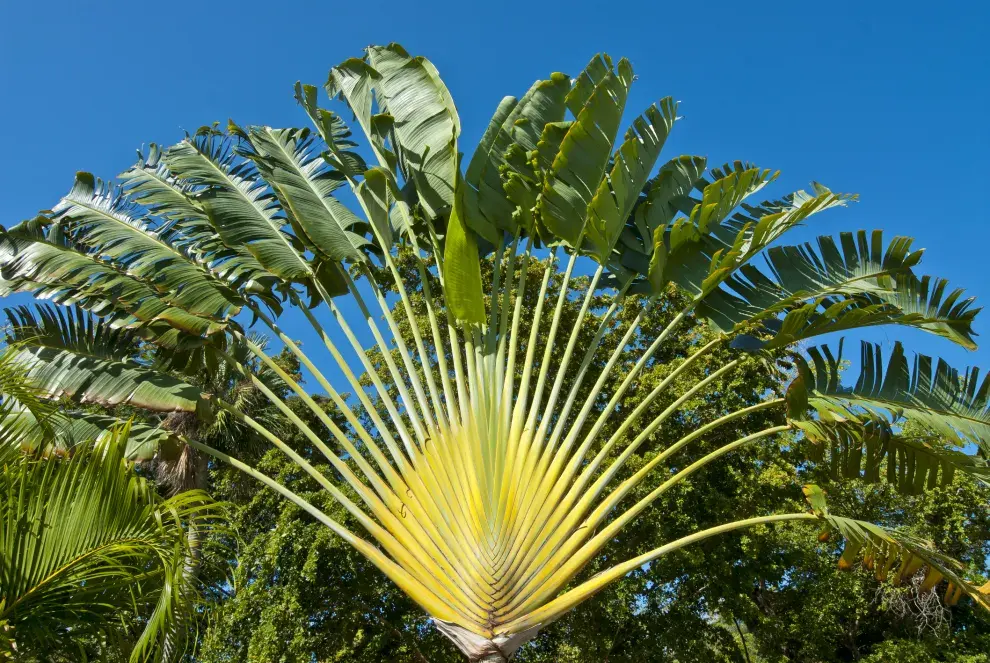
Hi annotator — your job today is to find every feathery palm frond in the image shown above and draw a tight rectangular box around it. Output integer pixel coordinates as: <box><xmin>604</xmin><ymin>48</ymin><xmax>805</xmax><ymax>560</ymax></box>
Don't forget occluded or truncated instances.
<box><xmin>0</xmin><ymin>423</ymin><xmax>219</xmax><ymax>661</ymax></box>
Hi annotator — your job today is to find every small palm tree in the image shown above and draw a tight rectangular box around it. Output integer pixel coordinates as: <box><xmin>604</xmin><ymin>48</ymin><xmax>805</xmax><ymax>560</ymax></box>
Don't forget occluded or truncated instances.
<box><xmin>2</xmin><ymin>44</ymin><xmax>989</xmax><ymax>661</ymax></box>
<box><xmin>0</xmin><ymin>350</ymin><xmax>217</xmax><ymax>660</ymax></box>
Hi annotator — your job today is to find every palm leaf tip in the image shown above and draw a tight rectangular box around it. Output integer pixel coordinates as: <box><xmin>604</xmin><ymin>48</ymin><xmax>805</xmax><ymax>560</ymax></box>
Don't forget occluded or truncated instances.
<box><xmin>797</xmin><ymin>340</ymin><xmax>990</xmax><ymax>456</ymax></box>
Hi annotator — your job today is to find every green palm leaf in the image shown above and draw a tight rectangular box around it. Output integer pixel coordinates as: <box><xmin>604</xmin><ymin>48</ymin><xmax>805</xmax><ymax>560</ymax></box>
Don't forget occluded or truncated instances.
<box><xmin>652</xmin><ymin>178</ymin><xmax>854</xmax><ymax>298</ymax></box>
<box><xmin>701</xmin><ymin>230</ymin><xmax>923</xmax><ymax>331</ymax></box>
<box><xmin>729</xmin><ymin>276</ymin><xmax>977</xmax><ymax>352</ymax></box>
<box><xmin>465</xmin><ymin>73</ymin><xmax>571</xmax><ymax>241</ymax></box>
<box><xmin>0</xmin><ymin>424</ymin><xmax>217</xmax><ymax>660</ymax></box>
<box><xmin>0</xmin><ymin>226</ymin><xmax>228</xmax><ymax>340</ymax></box>
<box><xmin>795</xmin><ymin>420</ymin><xmax>990</xmax><ymax>493</ymax></box>
<box><xmin>292</xmin><ymin>82</ymin><xmax>369</xmax><ymax>178</ymax></box>
<box><xmin>165</xmin><ymin>132</ymin><xmax>312</xmax><ymax>284</ymax></box>
<box><xmin>540</xmin><ymin>54</ymin><xmax>633</xmax><ymax>248</ymax></box>
<box><xmin>1</xmin><ymin>403</ymin><xmax>180</xmax><ymax>462</ymax></box>
<box><xmin>118</xmin><ymin>144</ymin><xmax>279</xmax><ymax>297</ymax></box>
<box><xmin>366</xmin><ymin>43</ymin><xmax>460</xmax><ymax>217</ymax></box>
<box><xmin>239</xmin><ymin>125</ymin><xmax>371</xmax><ymax>262</ymax></box>
<box><xmin>618</xmin><ymin>154</ymin><xmax>709</xmax><ymax>262</ymax></box>
<box><xmin>585</xmin><ymin>98</ymin><xmax>677</xmax><ymax>261</ymax></box>
<box><xmin>52</xmin><ymin>172</ymin><xmax>241</xmax><ymax>320</ymax></box>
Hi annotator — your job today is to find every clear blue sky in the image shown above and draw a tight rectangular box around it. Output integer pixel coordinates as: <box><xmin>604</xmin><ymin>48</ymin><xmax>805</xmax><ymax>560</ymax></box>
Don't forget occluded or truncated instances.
<box><xmin>2</xmin><ymin>0</ymin><xmax>988</xmax><ymax>375</ymax></box>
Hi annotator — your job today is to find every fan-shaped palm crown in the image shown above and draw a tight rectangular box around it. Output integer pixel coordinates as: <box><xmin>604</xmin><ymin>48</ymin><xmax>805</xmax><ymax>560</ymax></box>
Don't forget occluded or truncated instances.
<box><xmin>2</xmin><ymin>44</ymin><xmax>989</xmax><ymax>661</ymax></box>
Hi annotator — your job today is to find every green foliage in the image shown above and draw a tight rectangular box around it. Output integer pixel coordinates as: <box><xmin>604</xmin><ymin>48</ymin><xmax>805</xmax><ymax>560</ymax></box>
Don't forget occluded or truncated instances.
<box><xmin>0</xmin><ymin>425</ymin><xmax>220</xmax><ymax>662</ymax></box>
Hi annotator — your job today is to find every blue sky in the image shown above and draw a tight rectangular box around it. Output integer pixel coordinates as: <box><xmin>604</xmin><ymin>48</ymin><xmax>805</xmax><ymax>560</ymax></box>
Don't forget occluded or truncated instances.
<box><xmin>2</xmin><ymin>0</ymin><xmax>988</xmax><ymax>377</ymax></box>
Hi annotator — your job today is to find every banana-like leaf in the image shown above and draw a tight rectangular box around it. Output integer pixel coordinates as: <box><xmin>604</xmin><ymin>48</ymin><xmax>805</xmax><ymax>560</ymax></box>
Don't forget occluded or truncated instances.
<box><xmin>795</xmin><ymin>420</ymin><xmax>990</xmax><ymax>493</ymax></box>
<box><xmin>241</xmin><ymin>126</ymin><xmax>371</xmax><ymax>262</ymax></box>
<box><xmin>444</xmin><ymin>172</ymin><xmax>486</xmax><ymax>325</ymax></box>
<box><xmin>645</xmin><ymin>166</ymin><xmax>777</xmax><ymax>289</ymax></box>
<box><xmin>11</xmin><ymin>345</ymin><xmax>209</xmax><ymax>416</ymax></box>
<box><xmin>540</xmin><ymin>55</ymin><xmax>633</xmax><ymax>248</ymax></box>
<box><xmin>462</xmin><ymin>95</ymin><xmax>517</xmax><ymax>244</ymax></box>
<box><xmin>585</xmin><ymin>98</ymin><xmax>677</xmax><ymax>261</ymax></box>
<box><xmin>326</xmin><ymin>57</ymin><xmax>395</xmax><ymax>173</ymax></box>
<box><xmin>354</xmin><ymin>167</ymin><xmax>396</xmax><ymax>248</ymax></box>
<box><xmin>293</xmin><ymin>82</ymin><xmax>369</xmax><ymax>178</ymax></box>
<box><xmin>118</xmin><ymin>145</ymin><xmax>279</xmax><ymax>297</ymax></box>
<box><xmin>4</xmin><ymin>306</ymin><xmax>210</xmax><ymax>419</ymax></box>
<box><xmin>0</xmin><ymin>228</ymin><xmax>229</xmax><ymax>339</ymax></box>
<box><xmin>702</xmin><ymin>230</ymin><xmax>923</xmax><ymax>332</ymax></box>
<box><xmin>642</xmin><ymin>177</ymin><xmax>856</xmax><ymax>303</ymax></box>
<box><xmin>500</xmin><ymin>119</ymin><xmax>574</xmax><ymax>237</ymax></box>
<box><xmin>729</xmin><ymin>273</ymin><xmax>977</xmax><ymax>352</ymax></box>
<box><xmin>870</xmin><ymin>274</ymin><xmax>980</xmax><ymax>349</ymax></box>
<box><xmin>466</xmin><ymin>74</ymin><xmax>571</xmax><ymax>240</ymax></box>
<box><xmin>700</xmin><ymin>185</ymin><xmax>856</xmax><ymax>298</ymax></box>
<box><xmin>52</xmin><ymin>172</ymin><xmax>242</xmax><ymax>320</ymax></box>
<box><xmin>166</xmin><ymin>133</ymin><xmax>311</xmax><ymax>283</ymax></box>
<box><xmin>626</xmin><ymin>155</ymin><xmax>709</xmax><ymax>250</ymax></box>
<box><xmin>616</xmin><ymin>155</ymin><xmax>708</xmax><ymax>276</ymax></box>
<box><xmin>796</xmin><ymin>341</ymin><xmax>990</xmax><ymax>455</ymax></box>
<box><xmin>367</xmin><ymin>44</ymin><xmax>460</xmax><ymax>217</ymax></box>
<box><xmin>119</xmin><ymin>144</ymin><xmax>208</xmax><ymax>222</ymax></box>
